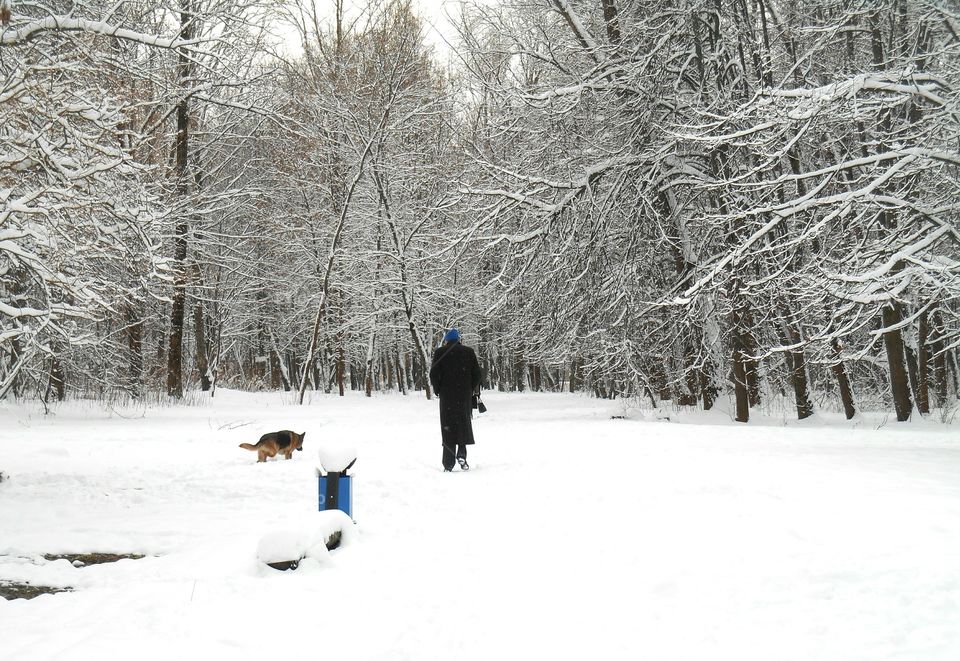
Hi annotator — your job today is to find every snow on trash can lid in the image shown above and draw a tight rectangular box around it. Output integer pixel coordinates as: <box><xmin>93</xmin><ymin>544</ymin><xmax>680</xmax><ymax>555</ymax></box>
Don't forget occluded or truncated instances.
<box><xmin>316</xmin><ymin>445</ymin><xmax>357</xmax><ymax>474</ymax></box>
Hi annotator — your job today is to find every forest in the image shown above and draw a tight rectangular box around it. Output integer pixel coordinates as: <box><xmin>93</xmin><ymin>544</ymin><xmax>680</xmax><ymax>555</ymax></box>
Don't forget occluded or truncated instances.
<box><xmin>1</xmin><ymin>0</ymin><xmax>958</xmax><ymax>422</ymax></box>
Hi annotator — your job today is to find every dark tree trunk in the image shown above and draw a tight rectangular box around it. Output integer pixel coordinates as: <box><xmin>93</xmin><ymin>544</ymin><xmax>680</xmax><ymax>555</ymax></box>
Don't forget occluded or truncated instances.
<box><xmin>528</xmin><ymin>364</ymin><xmax>539</xmax><ymax>392</ymax></box>
<box><xmin>949</xmin><ymin>351</ymin><xmax>960</xmax><ymax>400</ymax></box>
<box><xmin>126</xmin><ymin>305</ymin><xmax>143</xmax><ymax>395</ymax></box>
<box><xmin>157</xmin><ymin>334</ymin><xmax>166</xmax><ymax>372</ymax></box>
<box><xmin>166</xmin><ymin>228</ymin><xmax>188</xmax><ymax>398</ymax></box>
<box><xmin>905</xmin><ymin>344</ymin><xmax>921</xmax><ymax>414</ymax></box>
<box><xmin>783</xmin><ymin>349</ymin><xmax>814</xmax><ymax>420</ymax></box>
<box><xmin>269</xmin><ymin>351</ymin><xmax>281</xmax><ymax>389</ymax></box>
<box><xmin>48</xmin><ymin>357</ymin><xmax>66</xmax><ymax>401</ymax></box>
<box><xmin>916</xmin><ymin>309</ymin><xmax>930</xmax><ymax>414</ymax></box>
<box><xmin>700</xmin><ymin>359</ymin><xmax>718</xmax><ymax>411</ymax></box>
<box><xmin>405</xmin><ymin>352</ymin><xmax>415</xmax><ymax>392</ymax></box>
<box><xmin>830</xmin><ymin>340</ymin><xmax>856</xmax><ymax>420</ymax></box>
<box><xmin>743</xmin><ymin>311</ymin><xmax>761</xmax><ymax>408</ymax></box>
<box><xmin>868</xmin><ymin>12</ymin><xmax>912</xmax><ymax>422</ymax></box>
<box><xmin>515</xmin><ymin>353</ymin><xmax>527</xmax><ymax>392</ymax></box>
<box><xmin>8</xmin><ymin>338</ymin><xmax>23</xmax><ymax>398</ymax></box>
<box><xmin>363</xmin><ymin>324</ymin><xmax>376</xmax><ymax>397</ymax></box>
<box><xmin>651</xmin><ymin>360</ymin><xmax>671</xmax><ymax>401</ymax></box>
<box><xmin>678</xmin><ymin>344</ymin><xmax>699</xmax><ymax>406</ymax></box>
<box><xmin>779</xmin><ymin>309</ymin><xmax>814</xmax><ymax>420</ymax></box>
<box><xmin>193</xmin><ymin>299</ymin><xmax>210</xmax><ymax>391</ymax></box>
<box><xmin>166</xmin><ymin>0</ymin><xmax>193</xmax><ymax>399</ymax></box>
<box><xmin>336</xmin><ymin>340</ymin><xmax>345</xmax><ymax>397</ymax></box>
<box><xmin>600</xmin><ymin>0</ymin><xmax>621</xmax><ymax>44</ymax></box>
<box><xmin>732</xmin><ymin>335</ymin><xmax>750</xmax><ymax>423</ymax></box>
<box><xmin>394</xmin><ymin>352</ymin><xmax>405</xmax><ymax>394</ymax></box>
<box><xmin>931</xmin><ymin>311</ymin><xmax>948</xmax><ymax>407</ymax></box>
<box><xmin>882</xmin><ymin>305</ymin><xmax>914</xmax><ymax>421</ymax></box>
<box><xmin>287</xmin><ymin>353</ymin><xmax>297</xmax><ymax>392</ymax></box>
<box><xmin>731</xmin><ymin>304</ymin><xmax>751</xmax><ymax>423</ymax></box>
<box><xmin>405</xmin><ymin>322</ymin><xmax>432</xmax><ymax>399</ymax></box>
<box><xmin>314</xmin><ymin>350</ymin><xmax>323</xmax><ymax>394</ymax></box>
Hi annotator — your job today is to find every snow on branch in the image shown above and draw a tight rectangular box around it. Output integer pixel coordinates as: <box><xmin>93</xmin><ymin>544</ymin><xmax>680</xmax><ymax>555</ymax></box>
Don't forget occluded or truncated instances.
<box><xmin>666</xmin><ymin>141</ymin><xmax>959</xmax><ymax>307</ymax></box>
<box><xmin>549</xmin><ymin>0</ymin><xmax>602</xmax><ymax>59</ymax></box>
<box><xmin>0</xmin><ymin>14</ymin><xmax>203</xmax><ymax>48</ymax></box>
<box><xmin>828</xmin><ymin>225</ymin><xmax>956</xmax><ymax>287</ymax></box>
<box><xmin>0</xmin><ymin>300</ymin><xmax>47</xmax><ymax>320</ymax></box>
<box><xmin>764</xmin><ymin>73</ymin><xmax>949</xmax><ymax>107</ymax></box>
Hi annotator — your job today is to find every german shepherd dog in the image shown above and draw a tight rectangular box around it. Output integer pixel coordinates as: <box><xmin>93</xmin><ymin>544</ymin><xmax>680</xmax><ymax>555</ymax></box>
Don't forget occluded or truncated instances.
<box><xmin>240</xmin><ymin>430</ymin><xmax>306</xmax><ymax>463</ymax></box>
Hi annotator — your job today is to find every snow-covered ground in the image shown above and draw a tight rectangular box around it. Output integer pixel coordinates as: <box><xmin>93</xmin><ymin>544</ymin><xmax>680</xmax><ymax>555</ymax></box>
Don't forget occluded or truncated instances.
<box><xmin>1</xmin><ymin>390</ymin><xmax>958</xmax><ymax>661</ymax></box>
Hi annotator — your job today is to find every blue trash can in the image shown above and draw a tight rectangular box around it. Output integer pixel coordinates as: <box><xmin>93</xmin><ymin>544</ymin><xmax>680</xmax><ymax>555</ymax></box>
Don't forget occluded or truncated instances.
<box><xmin>318</xmin><ymin>472</ymin><xmax>353</xmax><ymax>518</ymax></box>
<box><xmin>316</xmin><ymin>447</ymin><xmax>356</xmax><ymax>518</ymax></box>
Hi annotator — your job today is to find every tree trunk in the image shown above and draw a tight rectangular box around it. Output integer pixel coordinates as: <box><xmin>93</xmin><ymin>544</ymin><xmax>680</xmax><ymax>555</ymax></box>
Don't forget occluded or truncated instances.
<box><xmin>48</xmin><ymin>356</ymin><xmax>66</xmax><ymax>401</ymax></box>
<box><xmin>732</xmin><ymin>334</ymin><xmax>750</xmax><ymax>423</ymax></box>
<box><xmin>743</xmin><ymin>312</ymin><xmax>761</xmax><ymax>408</ymax></box>
<box><xmin>405</xmin><ymin>321</ymin><xmax>433</xmax><ymax>400</ymax></box>
<box><xmin>405</xmin><ymin>352</ymin><xmax>415</xmax><ymax>392</ymax></box>
<box><xmin>830</xmin><ymin>340</ymin><xmax>857</xmax><ymax>420</ymax></box>
<box><xmin>395</xmin><ymin>352</ymin><xmax>406</xmax><ymax>394</ymax></box>
<box><xmin>209</xmin><ymin>326</ymin><xmax>223</xmax><ymax>397</ymax></box>
<box><xmin>783</xmin><ymin>349</ymin><xmax>814</xmax><ymax>420</ymax></box>
<box><xmin>568</xmin><ymin>358</ymin><xmax>579</xmax><ymax>393</ymax></box>
<box><xmin>364</xmin><ymin>327</ymin><xmax>376</xmax><ymax>397</ymax></box>
<box><xmin>126</xmin><ymin>304</ymin><xmax>143</xmax><ymax>396</ymax></box>
<box><xmin>916</xmin><ymin>309</ymin><xmax>930</xmax><ymax>414</ymax></box>
<box><xmin>531</xmin><ymin>364</ymin><xmax>542</xmax><ymax>392</ymax></box>
<box><xmin>731</xmin><ymin>302</ymin><xmax>751</xmax><ymax>423</ymax></box>
<box><xmin>600</xmin><ymin>0</ymin><xmax>621</xmax><ymax>44</ymax></box>
<box><xmin>166</xmin><ymin>225</ymin><xmax>188</xmax><ymax>398</ymax></box>
<box><xmin>882</xmin><ymin>305</ymin><xmax>914</xmax><ymax>421</ymax></box>
<box><xmin>336</xmin><ymin>339</ymin><xmax>345</xmax><ymax>397</ymax></box>
<box><xmin>930</xmin><ymin>311</ymin><xmax>948</xmax><ymax>407</ymax></box>
<box><xmin>779</xmin><ymin>308</ymin><xmax>814</xmax><ymax>420</ymax></box>
<box><xmin>700</xmin><ymin>360</ymin><xmax>717</xmax><ymax>411</ymax></box>
<box><xmin>267</xmin><ymin>331</ymin><xmax>291</xmax><ymax>391</ymax></box>
<box><xmin>288</xmin><ymin>353</ymin><xmax>298</xmax><ymax>392</ymax></box>
<box><xmin>166</xmin><ymin>0</ymin><xmax>193</xmax><ymax>399</ymax></box>
<box><xmin>315</xmin><ymin>349</ymin><xmax>325</xmax><ymax>394</ymax></box>
<box><xmin>949</xmin><ymin>351</ymin><xmax>960</xmax><ymax>400</ymax></box>
<box><xmin>515</xmin><ymin>353</ymin><xmax>528</xmax><ymax>392</ymax></box>
<box><xmin>193</xmin><ymin>298</ymin><xmax>211</xmax><ymax>391</ymax></box>
<box><xmin>905</xmin><ymin>344</ymin><xmax>921</xmax><ymax>414</ymax></box>
<box><xmin>678</xmin><ymin>343</ymin><xmax>699</xmax><ymax>406</ymax></box>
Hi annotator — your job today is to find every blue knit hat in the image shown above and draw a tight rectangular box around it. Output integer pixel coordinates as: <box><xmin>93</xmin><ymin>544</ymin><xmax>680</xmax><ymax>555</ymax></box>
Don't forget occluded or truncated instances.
<box><xmin>443</xmin><ymin>328</ymin><xmax>461</xmax><ymax>343</ymax></box>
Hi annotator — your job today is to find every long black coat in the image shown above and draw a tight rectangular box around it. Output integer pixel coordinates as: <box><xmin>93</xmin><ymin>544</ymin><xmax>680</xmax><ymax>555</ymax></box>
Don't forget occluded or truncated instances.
<box><xmin>429</xmin><ymin>341</ymin><xmax>482</xmax><ymax>446</ymax></box>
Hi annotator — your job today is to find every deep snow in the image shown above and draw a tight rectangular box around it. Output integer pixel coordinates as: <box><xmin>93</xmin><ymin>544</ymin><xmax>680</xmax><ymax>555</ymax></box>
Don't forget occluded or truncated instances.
<box><xmin>0</xmin><ymin>390</ymin><xmax>958</xmax><ymax>661</ymax></box>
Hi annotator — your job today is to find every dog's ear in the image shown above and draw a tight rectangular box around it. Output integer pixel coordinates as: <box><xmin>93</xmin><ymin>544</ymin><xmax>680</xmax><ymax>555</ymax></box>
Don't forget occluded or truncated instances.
<box><xmin>301</xmin><ymin>431</ymin><xmax>306</xmax><ymax>440</ymax></box>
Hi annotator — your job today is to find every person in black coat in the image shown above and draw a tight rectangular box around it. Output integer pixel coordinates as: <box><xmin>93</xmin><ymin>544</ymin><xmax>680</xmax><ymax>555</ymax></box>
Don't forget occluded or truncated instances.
<box><xmin>429</xmin><ymin>328</ymin><xmax>482</xmax><ymax>471</ymax></box>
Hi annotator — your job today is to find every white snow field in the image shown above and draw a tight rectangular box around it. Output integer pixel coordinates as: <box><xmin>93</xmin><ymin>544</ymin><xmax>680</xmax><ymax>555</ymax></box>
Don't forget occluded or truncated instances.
<box><xmin>1</xmin><ymin>390</ymin><xmax>958</xmax><ymax>661</ymax></box>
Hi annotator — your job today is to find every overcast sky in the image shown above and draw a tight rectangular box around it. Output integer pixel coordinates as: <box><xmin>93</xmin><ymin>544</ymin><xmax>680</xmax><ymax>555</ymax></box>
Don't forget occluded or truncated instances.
<box><xmin>273</xmin><ymin>0</ymin><xmax>463</xmax><ymax>57</ymax></box>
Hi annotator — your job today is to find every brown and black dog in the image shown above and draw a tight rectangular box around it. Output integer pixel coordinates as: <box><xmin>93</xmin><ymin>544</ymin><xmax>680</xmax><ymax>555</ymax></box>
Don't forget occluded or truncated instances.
<box><xmin>239</xmin><ymin>430</ymin><xmax>306</xmax><ymax>463</ymax></box>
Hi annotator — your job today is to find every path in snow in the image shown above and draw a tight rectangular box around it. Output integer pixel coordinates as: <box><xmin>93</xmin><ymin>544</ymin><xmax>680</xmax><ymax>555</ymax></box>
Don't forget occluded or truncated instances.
<box><xmin>0</xmin><ymin>391</ymin><xmax>958</xmax><ymax>660</ymax></box>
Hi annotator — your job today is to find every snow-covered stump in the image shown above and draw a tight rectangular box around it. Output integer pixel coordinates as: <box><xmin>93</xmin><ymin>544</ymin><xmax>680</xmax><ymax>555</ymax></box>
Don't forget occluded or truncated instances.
<box><xmin>256</xmin><ymin>510</ymin><xmax>357</xmax><ymax>571</ymax></box>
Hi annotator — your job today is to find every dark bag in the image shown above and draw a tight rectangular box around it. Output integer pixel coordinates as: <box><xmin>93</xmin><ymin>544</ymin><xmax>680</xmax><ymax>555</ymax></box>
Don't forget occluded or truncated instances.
<box><xmin>477</xmin><ymin>396</ymin><xmax>487</xmax><ymax>414</ymax></box>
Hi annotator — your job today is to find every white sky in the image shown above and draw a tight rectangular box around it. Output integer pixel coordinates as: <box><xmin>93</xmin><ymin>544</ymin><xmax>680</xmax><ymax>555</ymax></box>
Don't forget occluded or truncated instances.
<box><xmin>415</xmin><ymin>0</ymin><xmax>460</xmax><ymax>54</ymax></box>
<box><xmin>274</xmin><ymin>0</ymin><xmax>464</xmax><ymax>58</ymax></box>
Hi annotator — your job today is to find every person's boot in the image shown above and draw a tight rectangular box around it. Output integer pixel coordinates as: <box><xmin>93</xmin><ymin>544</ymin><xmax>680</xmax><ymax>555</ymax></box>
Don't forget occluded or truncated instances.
<box><xmin>457</xmin><ymin>457</ymin><xmax>469</xmax><ymax>471</ymax></box>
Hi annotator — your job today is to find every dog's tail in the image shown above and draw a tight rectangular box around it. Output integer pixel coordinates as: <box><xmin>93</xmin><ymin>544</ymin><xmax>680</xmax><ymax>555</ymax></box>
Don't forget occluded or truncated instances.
<box><xmin>239</xmin><ymin>443</ymin><xmax>259</xmax><ymax>451</ymax></box>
